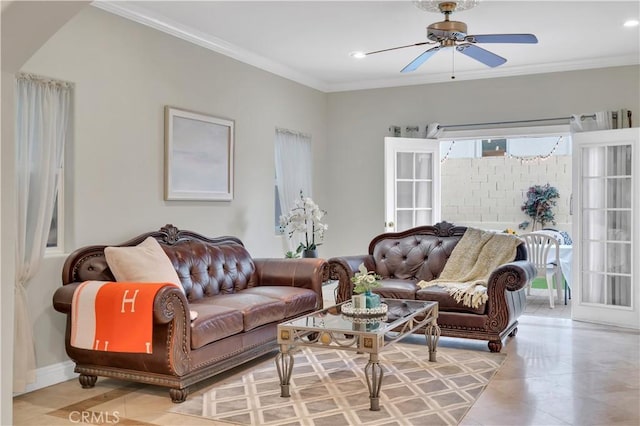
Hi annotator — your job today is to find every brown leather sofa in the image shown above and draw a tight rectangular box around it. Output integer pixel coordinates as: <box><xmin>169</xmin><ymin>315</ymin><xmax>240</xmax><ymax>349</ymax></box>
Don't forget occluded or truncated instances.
<box><xmin>52</xmin><ymin>225</ymin><xmax>328</xmax><ymax>402</ymax></box>
<box><xmin>328</xmin><ymin>222</ymin><xmax>536</xmax><ymax>352</ymax></box>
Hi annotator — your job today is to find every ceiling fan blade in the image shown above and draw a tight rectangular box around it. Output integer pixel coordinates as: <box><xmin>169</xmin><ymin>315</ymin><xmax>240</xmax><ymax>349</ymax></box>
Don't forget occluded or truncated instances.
<box><xmin>401</xmin><ymin>46</ymin><xmax>442</xmax><ymax>73</ymax></box>
<box><xmin>456</xmin><ymin>44</ymin><xmax>506</xmax><ymax>67</ymax></box>
<box><xmin>465</xmin><ymin>34</ymin><xmax>538</xmax><ymax>44</ymax></box>
<box><xmin>365</xmin><ymin>41</ymin><xmax>433</xmax><ymax>56</ymax></box>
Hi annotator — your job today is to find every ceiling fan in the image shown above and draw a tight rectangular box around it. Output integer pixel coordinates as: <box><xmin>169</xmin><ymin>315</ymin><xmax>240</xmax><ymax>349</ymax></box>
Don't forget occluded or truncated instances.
<box><xmin>362</xmin><ymin>1</ymin><xmax>538</xmax><ymax>74</ymax></box>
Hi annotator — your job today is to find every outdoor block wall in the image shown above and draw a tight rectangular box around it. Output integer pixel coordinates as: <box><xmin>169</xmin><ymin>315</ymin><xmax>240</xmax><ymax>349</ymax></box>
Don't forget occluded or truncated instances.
<box><xmin>441</xmin><ymin>155</ymin><xmax>572</xmax><ymax>233</ymax></box>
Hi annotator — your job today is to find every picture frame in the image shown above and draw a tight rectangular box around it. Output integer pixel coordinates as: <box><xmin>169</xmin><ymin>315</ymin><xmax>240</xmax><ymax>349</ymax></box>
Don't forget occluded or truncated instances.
<box><xmin>164</xmin><ymin>106</ymin><xmax>234</xmax><ymax>201</ymax></box>
<box><xmin>481</xmin><ymin>138</ymin><xmax>507</xmax><ymax>157</ymax></box>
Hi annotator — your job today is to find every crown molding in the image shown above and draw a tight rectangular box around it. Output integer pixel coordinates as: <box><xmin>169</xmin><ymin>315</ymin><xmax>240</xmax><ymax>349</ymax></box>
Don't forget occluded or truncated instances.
<box><xmin>326</xmin><ymin>55</ymin><xmax>640</xmax><ymax>92</ymax></box>
<box><xmin>91</xmin><ymin>1</ymin><xmax>329</xmax><ymax>92</ymax></box>
<box><xmin>92</xmin><ymin>2</ymin><xmax>638</xmax><ymax>94</ymax></box>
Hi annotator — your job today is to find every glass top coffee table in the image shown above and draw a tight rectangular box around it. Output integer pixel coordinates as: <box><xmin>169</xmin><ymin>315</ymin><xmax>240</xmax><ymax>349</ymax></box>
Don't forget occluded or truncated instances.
<box><xmin>276</xmin><ymin>299</ymin><xmax>440</xmax><ymax>411</ymax></box>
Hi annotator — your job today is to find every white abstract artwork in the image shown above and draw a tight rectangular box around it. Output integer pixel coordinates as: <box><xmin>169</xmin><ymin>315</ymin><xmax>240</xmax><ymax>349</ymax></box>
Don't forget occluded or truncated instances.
<box><xmin>165</xmin><ymin>107</ymin><xmax>234</xmax><ymax>200</ymax></box>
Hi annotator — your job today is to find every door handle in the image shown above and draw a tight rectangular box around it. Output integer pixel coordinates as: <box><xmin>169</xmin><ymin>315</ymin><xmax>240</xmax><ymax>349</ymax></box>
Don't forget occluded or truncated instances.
<box><xmin>385</xmin><ymin>221</ymin><xmax>395</xmax><ymax>228</ymax></box>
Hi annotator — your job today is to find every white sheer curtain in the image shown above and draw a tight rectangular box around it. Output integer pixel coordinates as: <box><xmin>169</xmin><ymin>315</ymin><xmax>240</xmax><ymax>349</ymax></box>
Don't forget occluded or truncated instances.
<box><xmin>426</xmin><ymin>122</ymin><xmax>443</xmax><ymax>139</ymax></box>
<box><xmin>275</xmin><ymin>128</ymin><xmax>312</xmax><ymax>250</ymax></box>
<box><xmin>14</xmin><ymin>74</ymin><xmax>72</xmax><ymax>392</ymax></box>
<box><xmin>570</xmin><ymin>110</ymin><xmax>631</xmax><ymax>133</ymax></box>
<box><xmin>572</xmin><ymin>110</ymin><xmax>632</xmax><ymax>307</ymax></box>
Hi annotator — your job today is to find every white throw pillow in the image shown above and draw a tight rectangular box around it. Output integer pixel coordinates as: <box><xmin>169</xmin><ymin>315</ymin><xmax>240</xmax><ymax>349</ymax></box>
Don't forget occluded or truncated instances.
<box><xmin>105</xmin><ymin>236</ymin><xmax>182</xmax><ymax>290</ymax></box>
<box><xmin>105</xmin><ymin>237</ymin><xmax>198</xmax><ymax>321</ymax></box>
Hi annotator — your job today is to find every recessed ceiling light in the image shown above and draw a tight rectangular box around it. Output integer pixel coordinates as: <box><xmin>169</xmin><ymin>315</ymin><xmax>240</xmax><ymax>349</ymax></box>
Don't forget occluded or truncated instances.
<box><xmin>350</xmin><ymin>51</ymin><xmax>367</xmax><ymax>59</ymax></box>
<box><xmin>623</xmin><ymin>19</ymin><xmax>639</xmax><ymax>27</ymax></box>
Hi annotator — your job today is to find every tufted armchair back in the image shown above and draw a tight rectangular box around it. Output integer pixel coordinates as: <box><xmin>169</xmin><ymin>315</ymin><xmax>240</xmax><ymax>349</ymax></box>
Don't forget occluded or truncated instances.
<box><xmin>370</xmin><ymin>223</ymin><xmax>466</xmax><ymax>281</ymax></box>
<box><xmin>61</xmin><ymin>224</ymin><xmax>258</xmax><ymax>302</ymax></box>
<box><xmin>368</xmin><ymin>222</ymin><xmax>527</xmax><ymax>282</ymax></box>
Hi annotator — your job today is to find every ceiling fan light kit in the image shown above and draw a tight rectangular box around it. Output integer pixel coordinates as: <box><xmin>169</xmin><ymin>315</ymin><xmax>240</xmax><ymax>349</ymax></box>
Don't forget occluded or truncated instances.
<box><xmin>365</xmin><ymin>0</ymin><xmax>538</xmax><ymax>75</ymax></box>
<box><xmin>413</xmin><ymin>0</ymin><xmax>480</xmax><ymax>14</ymax></box>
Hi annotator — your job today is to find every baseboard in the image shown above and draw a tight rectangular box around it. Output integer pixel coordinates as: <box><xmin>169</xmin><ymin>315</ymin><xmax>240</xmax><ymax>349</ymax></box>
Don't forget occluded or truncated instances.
<box><xmin>14</xmin><ymin>360</ymin><xmax>76</xmax><ymax>396</ymax></box>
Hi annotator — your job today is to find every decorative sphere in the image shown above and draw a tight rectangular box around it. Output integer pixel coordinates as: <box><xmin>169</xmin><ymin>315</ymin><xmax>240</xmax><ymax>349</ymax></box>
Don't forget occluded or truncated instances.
<box><xmin>320</xmin><ymin>333</ymin><xmax>331</xmax><ymax>345</ymax></box>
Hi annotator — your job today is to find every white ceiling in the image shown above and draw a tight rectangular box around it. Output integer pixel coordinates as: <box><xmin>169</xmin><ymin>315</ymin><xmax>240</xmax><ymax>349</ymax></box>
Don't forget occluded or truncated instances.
<box><xmin>94</xmin><ymin>1</ymin><xmax>640</xmax><ymax>93</ymax></box>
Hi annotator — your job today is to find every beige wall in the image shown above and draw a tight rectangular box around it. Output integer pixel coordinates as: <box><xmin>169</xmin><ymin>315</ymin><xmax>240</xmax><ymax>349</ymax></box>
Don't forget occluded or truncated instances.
<box><xmin>1</xmin><ymin>1</ymin><xmax>90</xmax><ymax>421</ymax></box>
<box><xmin>20</xmin><ymin>7</ymin><xmax>328</xmax><ymax>370</ymax></box>
<box><xmin>4</xmin><ymin>1</ymin><xmax>640</xmax><ymax>402</ymax></box>
<box><xmin>442</xmin><ymin>156</ymin><xmax>572</xmax><ymax>232</ymax></box>
<box><xmin>324</xmin><ymin>66</ymin><xmax>640</xmax><ymax>256</ymax></box>
<box><xmin>1</xmin><ymin>70</ymin><xmax>16</xmax><ymax>425</ymax></box>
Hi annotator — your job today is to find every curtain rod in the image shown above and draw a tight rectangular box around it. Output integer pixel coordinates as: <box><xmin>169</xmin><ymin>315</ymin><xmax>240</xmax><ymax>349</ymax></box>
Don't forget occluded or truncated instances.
<box><xmin>438</xmin><ymin>112</ymin><xmax>631</xmax><ymax>130</ymax></box>
<box><xmin>276</xmin><ymin>127</ymin><xmax>311</xmax><ymax>138</ymax></box>
<box><xmin>16</xmin><ymin>72</ymin><xmax>74</xmax><ymax>88</ymax></box>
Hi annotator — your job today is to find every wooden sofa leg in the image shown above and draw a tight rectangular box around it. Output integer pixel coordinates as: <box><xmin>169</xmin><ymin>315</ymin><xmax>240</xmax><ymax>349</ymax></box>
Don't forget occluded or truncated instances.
<box><xmin>78</xmin><ymin>374</ymin><xmax>97</xmax><ymax>389</ymax></box>
<box><xmin>488</xmin><ymin>340</ymin><xmax>503</xmax><ymax>353</ymax></box>
<box><xmin>170</xmin><ymin>388</ymin><xmax>189</xmax><ymax>403</ymax></box>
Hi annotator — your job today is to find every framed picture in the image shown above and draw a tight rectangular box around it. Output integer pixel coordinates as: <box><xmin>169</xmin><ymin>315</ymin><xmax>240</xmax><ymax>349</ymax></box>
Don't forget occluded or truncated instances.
<box><xmin>164</xmin><ymin>106</ymin><xmax>234</xmax><ymax>201</ymax></box>
<box><xmin>481</xmin><ymin>138</ymin><xmax>507</xmax><ymax>157</ymax></box>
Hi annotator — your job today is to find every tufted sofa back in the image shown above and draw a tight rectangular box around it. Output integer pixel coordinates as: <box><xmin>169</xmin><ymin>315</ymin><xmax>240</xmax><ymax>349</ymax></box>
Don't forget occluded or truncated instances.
<box><xmin>163</xmin><ymin>239</ymin><xmax>255</xmax><ymax>301</ymax></box>
<box><xmin>369</xmin><ymin>222</ymin><xmax>526</xmax><ymax>281</ymax></box>
<box><xmin>61</xmin><ymin>224</ymin><xmax>258</xmax><ymax>302</ymax></box>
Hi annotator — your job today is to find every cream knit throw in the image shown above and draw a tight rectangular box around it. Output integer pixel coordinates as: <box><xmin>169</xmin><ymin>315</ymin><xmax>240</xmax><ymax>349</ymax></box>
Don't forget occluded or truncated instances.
<box><xmin>417</xmin><ymin>228</ymin><xmax>520</xmax><ymax>308</ymax></box>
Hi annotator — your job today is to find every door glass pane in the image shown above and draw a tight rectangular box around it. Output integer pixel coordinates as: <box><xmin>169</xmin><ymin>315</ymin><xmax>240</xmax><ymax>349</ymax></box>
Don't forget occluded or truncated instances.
<box><xmin>608</xmin><ymin>275</ymin><xmax>631</xmax><ymax>307</ymax></box>
<box><xmin>415</xmin><ymin>153</ymin><xmax>432</xmax><ymax>179</ymax></box>
<box><xmin>415</xmin><ymin>181</ymin><xmax>432</xmax><ymax>208</ymax></box>
<box><xmin>608</xmin><ymin>211</ymin><xmax>631</xmax><ymax>241</ymax></box>
<box><xmin>581</xmin><ymin>272</ymin><xmax>605</xmax><ymax>304</ymax></box>
<box><xmin>582</xmin><ymin>146</ymin><xmax>606</xmax><ymax>177</ymax></box>
<box><xmin>576</xmin><ymin>135</ymin><xmax>635</xmax><ymax>322</ymax></box>
<box><xmin>607</xmin><ymin>145</ymin><xmax>632</xmax><ymax>176</ymax></box>
<box><xmin>397</xmin><ymin>182</ymin><xmax>413</xmax><ymax>208</ymax></box>
<box><xmin>607</xmin><ymin>177</ymin><xmax>631</xmax><ymax>208</ymax></box>
<box><xmin>415</xmin><ymin>210</ymin><xmax>432</xmax><ymax>226</ymax></box>
<box><xmin>582</xmin><ymin>178</ymin><xmax>605</xmax><ymax>208</ymax></box>
<box><xmin>607</xmin><ymin>242</ymin><xmax>631</xmax><ymax>274</ymax></box>
<box><xmin>583</xmin><ymin>210</ymin><xmax>606</xmax><ymax>240</ymax></box>
<box><xmin>583</xmin><ymin>241</ymin><xmax>606</xmax><ymax>271</ymax></box>
<box><xmin>397</xmin><ymin>153</ymin><xmax>413</xmax><ymax>179</ymax></box>
<box><xmin>397</xmin><ymin>210</ymin><xmax>413</xmax><ymax>231</ymax></box>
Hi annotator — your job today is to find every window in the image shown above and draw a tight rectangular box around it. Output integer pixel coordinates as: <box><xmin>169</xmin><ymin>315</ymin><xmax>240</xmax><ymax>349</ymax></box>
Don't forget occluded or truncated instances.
<box><xmin>46</xmin><ymin>163</ymin><xmax>64</xmax><ymax>252</ymax></box>
<box><xmin>16</xmin><ymin>73</ymin><xmax>71</xmax><ymax>256</ymax></box>
<box><xmin>274</xmin><ymin>128</ymin><xmax>312</xmax><ymax>234</ymax></box>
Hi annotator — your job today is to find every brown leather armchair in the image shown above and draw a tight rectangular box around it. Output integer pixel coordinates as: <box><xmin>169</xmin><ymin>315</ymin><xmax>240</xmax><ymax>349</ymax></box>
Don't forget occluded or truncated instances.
<box><xmin>53</xmin><ymin>225</ymin><xmax>328</xmax><ymax>402</ymax></box>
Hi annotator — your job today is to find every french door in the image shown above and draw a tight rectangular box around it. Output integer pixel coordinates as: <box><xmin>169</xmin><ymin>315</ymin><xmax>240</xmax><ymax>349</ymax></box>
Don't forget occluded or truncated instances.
<box><xmin>572</xmin><ymin>128</ymin><xmax>639</xmax><ymax>329</ymax></box>
<box><xmin>384</xmin><ymin>137</ymin><xmax>441</xmax><ymax>232</ymax></box>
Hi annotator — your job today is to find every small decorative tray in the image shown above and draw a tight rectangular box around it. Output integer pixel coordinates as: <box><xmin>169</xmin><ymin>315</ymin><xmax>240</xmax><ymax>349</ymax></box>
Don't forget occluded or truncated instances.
<box><xmin>342</xmin><ymin>314</ymin><xmax>388</xmax><ymax>324</ymax></box>
<box><xmin>340</xmin><ymin>302</ymin><xmax>388</xmax><ymax>317</ymax></box>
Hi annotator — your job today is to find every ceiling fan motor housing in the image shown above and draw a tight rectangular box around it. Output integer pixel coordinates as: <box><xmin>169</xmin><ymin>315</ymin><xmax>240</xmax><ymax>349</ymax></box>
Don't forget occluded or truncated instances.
<box><xmin>427</xmin><ymin>20</ymin><xmax>468</xmax><ymax>41</ymax></box>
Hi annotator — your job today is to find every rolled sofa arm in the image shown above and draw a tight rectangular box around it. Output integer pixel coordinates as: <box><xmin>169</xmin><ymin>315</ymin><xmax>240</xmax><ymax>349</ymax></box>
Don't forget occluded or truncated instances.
<box><xmin>328</xmin><ymin>255</ymin><xmax>375</xmax><ymax>303</ymax></box>
<box><xmin>53</xmin><ymin>282</ymin><xmax>192</xmax><ymax>376</ymax></box>
<box><xmin>52</xmin><ymin>282</ymin><xmax>81</xmax><ymax>314</ymax></box>
<box><xmin>486</xmin><ymin>260</ymin><xmax>537</xmax><ymax>294</ymax></box>
<box><xmin>253</xmin><ymin>257</ymin><xmax>329</xmax><ymax>306</ymax></box>
<box><xmin>52</xmin><ymin>282</ymin><xmax>190</xmax><ymax>325</ymax></box>
<box><xmin>485</xmin><ymin>260</ymin><xmax>537</xmax><ymax>332</ymax></box>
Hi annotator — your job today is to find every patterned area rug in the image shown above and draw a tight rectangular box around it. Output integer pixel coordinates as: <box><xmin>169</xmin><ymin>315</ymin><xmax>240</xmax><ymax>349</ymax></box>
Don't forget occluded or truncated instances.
<box><xmin>170</xmin><ymin>343</ymin><xmax>506</xmax><ymax>425</ymax></box>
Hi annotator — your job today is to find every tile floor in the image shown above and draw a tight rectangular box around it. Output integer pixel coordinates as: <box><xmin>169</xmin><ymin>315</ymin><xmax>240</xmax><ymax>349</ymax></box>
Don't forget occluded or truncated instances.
<box><xmin>13</xmin><ymin>284</ymin><xmax>638</xmax><ymax>426</ymax></box>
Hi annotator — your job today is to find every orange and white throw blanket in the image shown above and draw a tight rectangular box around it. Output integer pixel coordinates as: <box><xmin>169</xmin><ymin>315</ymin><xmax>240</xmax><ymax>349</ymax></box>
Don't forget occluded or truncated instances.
<box><xmin>71</xmin><ymin>281</ymin><xmax>178</xmax><ymax>354</ymax></box>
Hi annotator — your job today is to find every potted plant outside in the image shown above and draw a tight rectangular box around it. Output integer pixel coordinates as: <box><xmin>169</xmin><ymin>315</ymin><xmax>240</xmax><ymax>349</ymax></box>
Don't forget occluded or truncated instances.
<box><xmin>519</xmin><ymin>183</ymin><xmax>560</xmax><ymax>231</ymax></box>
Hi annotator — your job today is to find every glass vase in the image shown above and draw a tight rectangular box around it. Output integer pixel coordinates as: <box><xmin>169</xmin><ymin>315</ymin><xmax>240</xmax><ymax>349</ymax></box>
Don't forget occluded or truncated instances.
<box><xmin>364</xmin><ymin>290</ymin><xmax>381</xmax><ymax>309</ymax></box>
